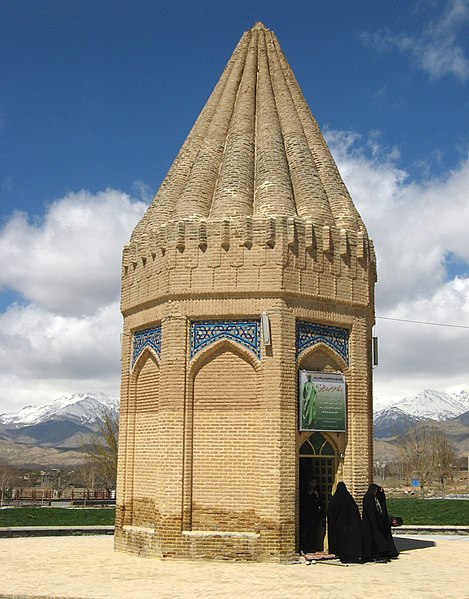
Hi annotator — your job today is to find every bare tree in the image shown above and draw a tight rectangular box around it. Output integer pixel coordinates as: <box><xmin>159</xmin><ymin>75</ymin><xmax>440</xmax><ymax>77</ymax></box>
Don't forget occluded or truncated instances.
<box><xmin>76</xmin><ymin>461</ymin><xmax>97</xmax><ymax>492</ymax></box>
<box><xmin>398</xmin><ymin>423</ymin><xmax>457</xmax><ymax>497</ymax></box>
<box><xmin>400</xmin><ymin>424</ymin><xmax>434</xmax><ymax>498</ymax></box>
<box><xmin>432</xmin><ymin>427</ymin><xmax>456</xmax><ymax>498</ymax></box>
<box><xmin>0</xmin><ymin>461</ymin><xmax>17</xmax><ymax>507</ymax></box>
<box><xmin>81</xmin><ymin>408</ymin><xmax>118</xmax><ymax>493</ymax></box>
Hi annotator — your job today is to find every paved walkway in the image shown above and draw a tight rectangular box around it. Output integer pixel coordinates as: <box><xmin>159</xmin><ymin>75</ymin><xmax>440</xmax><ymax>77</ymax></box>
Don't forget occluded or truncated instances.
<box><xmin>1</xmin><ymin>524</ymin><xmax>468</xmax><ymax>538</ymax></box>
<box><xmin>0</xmin><ymin>535</ymin><xmax>468</xmax><ymax>599</ymax></box>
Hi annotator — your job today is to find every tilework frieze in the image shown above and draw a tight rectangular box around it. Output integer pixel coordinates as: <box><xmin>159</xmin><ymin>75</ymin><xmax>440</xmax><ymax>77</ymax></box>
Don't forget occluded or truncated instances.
<box><xmin>296</xmin><ymin>321</ymin><xmax>348</xmax><ymax>365</ymax></box>
<box><xmin>190</xmin><ymin>320</ymin><xmax>261</xmax><ymax>360</ymax></box>
<box><xmin>132</xmin><ymin>326</ymin><xmax>162</xmax><ymax>367</ymax></box>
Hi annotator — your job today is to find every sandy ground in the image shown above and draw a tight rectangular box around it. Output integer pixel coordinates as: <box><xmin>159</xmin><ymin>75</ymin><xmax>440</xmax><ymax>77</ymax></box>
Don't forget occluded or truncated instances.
<box><xmin>0</xmin><ymin>535</ymin><xmax>468</xmax><ymax>599</ymax></box>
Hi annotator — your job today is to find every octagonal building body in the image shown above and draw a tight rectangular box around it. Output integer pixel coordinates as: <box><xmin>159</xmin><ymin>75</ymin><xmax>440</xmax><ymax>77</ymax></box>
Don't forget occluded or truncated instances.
<box><xmin>115</xmin><ymin>23</ymin><xmax>377</xmax><ymax>561</ymax></box>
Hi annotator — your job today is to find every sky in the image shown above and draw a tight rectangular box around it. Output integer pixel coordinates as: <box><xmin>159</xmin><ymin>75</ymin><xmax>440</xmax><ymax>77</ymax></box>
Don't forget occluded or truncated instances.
<box><xmin>1</xmin><ymin>0</ymin><xmax>469</xmax><ymax>413</ymax></box>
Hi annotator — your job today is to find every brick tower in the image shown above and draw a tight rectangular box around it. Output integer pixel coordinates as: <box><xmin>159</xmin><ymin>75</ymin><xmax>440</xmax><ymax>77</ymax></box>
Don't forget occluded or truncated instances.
<box><xmin>115</xmin><ymin>22</ymin><xmax>376</xmax><ymax>562</ymax></box>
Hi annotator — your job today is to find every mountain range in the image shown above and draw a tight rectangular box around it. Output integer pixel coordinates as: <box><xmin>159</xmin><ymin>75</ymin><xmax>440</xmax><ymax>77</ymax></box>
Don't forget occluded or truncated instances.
<box><xmin>1</xmin><ymin>388</ymin><xmax>468</xmax><ymax>468</ymax></box>
<box><xmin>373</xmin><ymin>389</ymin><xmax>469</xmax><ymax>463</ymax></box>
<box><xmin>373</xmin><ymin>389</ymin><xmax>469</xmax><ymax>439</ymax></box>
<box><xmin>0</xmin><ymin>392</ymin><xmax>119</xmax><ymax>428</ymax></box>
<box><xmin>0</xmin><ymin>392</ymin><xmax>118</xmax><ymax>468</ymax></box>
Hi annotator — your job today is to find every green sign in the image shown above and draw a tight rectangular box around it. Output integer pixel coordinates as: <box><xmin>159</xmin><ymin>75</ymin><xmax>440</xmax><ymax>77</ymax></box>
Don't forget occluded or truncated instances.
<box><xmin>299</xmin><ymin>371</ymin><xmax>346</xmax><ymax>432</ymax></box>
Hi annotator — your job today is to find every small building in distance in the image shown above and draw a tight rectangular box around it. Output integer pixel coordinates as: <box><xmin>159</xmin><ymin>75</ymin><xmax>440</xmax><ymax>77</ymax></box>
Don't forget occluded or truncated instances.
<box><xmin>115</xmin><ymin>22</ymin><xmax>376</xmax><ymax>562</ymax></box>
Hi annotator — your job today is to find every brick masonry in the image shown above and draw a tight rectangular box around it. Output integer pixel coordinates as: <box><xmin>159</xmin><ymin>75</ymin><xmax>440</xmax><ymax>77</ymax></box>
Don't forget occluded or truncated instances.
<box><xmin>115</xmin><ymin>22</ymin><xmax>376</xmax><ymax>562</ymax></box>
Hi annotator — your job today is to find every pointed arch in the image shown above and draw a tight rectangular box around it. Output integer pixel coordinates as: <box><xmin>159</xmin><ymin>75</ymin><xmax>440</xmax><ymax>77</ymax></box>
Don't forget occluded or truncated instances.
<box><xmin>298</xmin><ymin>431</ymin><xmax>339</xmax><ymax>519</ymax></box>
<box><xmin>131</xmin><ymin>345</ymin><xmax>160</xmax><ymax>376</ymax></box>
<box><xmin>128</xmin><ymin>348</ymin><xmax>160</xmax><ymax>527</ymax></box>
<box><xmin>186</xmin><ymin>338</ymin><xmax>261</xmax><ymax>532</ymax></box>
<box><xmin>299</xmin><ymin>431</ymin><xmax>338</xmax><ymax>456</ymax></box>
<box><xmin>189</xmin><ymin>337</ymin><xmax>261</xmax><ymax>379</ymax></box>
<box><xmin>298</xmin><ymin>343</ymin><xmax>347</xmax><ymax>373</ymax></box>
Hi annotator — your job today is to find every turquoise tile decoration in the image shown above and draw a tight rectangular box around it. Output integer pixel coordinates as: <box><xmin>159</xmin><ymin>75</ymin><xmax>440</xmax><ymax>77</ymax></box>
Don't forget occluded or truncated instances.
<box><xmin>132</xmin><ymin>326</ymin><xmax>162</xmax><ymax>367</ymax></box>
<box><xmin>296</xmin><ymin>321</ymin><xmax>348</xmax><ymax>365</ymax></box>
<box><xmin>191</xmin><ymin>320</ymin><xmax>260</xmax><ymax>360</ymax></box>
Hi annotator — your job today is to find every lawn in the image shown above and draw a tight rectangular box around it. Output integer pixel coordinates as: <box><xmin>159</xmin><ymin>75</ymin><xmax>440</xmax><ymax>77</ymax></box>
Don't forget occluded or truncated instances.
<box><xmin>387</xmin><ymin>498</ymin><xmax>469</xmax><ymax>525</ymax></box>
<box><xmin>0</xmin><ymin>507</ymin><xmax>116</xmax><ymax>527</ymax></box>
<box><xmin>0</xmin><ymin>500</ymin><xmax>468</xmax><ymax>527</ymax></box>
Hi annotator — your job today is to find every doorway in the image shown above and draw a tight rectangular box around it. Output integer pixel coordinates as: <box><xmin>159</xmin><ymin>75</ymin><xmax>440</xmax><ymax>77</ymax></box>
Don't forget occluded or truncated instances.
<box><xmin>299</xmin><ymin>432</ymin><xmax>338</xmax><ymax>552</ymax></box>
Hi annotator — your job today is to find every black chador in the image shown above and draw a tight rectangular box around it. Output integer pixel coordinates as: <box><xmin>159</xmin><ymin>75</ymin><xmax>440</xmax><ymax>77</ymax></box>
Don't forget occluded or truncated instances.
<box><xmin>327</xmin><ymin>482</ymin><xmax>363</xmax><ymax>563</ymax></box>
<box><xmin>300</xmin><ymin>478</ymin><xmax>325</xmax><ymax>553</ymax></box>
<box><xmin>362</xmin><ymin>484</ymin><xmax>399</xmax><ymax>561</ymax></box>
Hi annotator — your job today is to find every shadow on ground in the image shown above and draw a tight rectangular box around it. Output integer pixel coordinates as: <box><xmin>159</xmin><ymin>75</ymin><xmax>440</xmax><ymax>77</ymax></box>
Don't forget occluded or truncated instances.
<box><xmin>394</xmin><ymin>536</ymin><xmax>435</xmax><ymax>551</ymax></box>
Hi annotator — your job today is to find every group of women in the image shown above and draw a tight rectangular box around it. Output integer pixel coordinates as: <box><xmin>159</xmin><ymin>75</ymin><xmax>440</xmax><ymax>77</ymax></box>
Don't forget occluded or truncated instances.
<box><xmin>302</xmin><ymin>481</ymin><xmax>400</xmax><ymax>563</ymax></box>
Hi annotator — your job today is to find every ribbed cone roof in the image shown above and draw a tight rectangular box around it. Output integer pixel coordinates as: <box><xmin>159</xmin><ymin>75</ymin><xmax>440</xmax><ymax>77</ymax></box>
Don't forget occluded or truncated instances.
<box><xmin>131</xmin><ymin>22</ymin><xmax>367</xmax><ymax>243</ymax></box>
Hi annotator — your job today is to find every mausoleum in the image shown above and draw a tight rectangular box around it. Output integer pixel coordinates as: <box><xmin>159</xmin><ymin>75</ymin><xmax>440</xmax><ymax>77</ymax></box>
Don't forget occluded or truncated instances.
<box><xmin>115</xmin><ymin>22</ymin><xmax>376</xmax><ymax>562</ymax></box>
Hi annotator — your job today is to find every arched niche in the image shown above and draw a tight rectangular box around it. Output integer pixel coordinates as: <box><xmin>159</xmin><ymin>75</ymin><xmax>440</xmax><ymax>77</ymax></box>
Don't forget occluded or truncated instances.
<box><xmin>129</xmin><ymin>349</ymin><xmax>160</xmax><ymax>527</ymax></box>
<box><xmin>188</xmin><ymin>339</ymin><xmax>261</xmax><ymax>532</ymax></box>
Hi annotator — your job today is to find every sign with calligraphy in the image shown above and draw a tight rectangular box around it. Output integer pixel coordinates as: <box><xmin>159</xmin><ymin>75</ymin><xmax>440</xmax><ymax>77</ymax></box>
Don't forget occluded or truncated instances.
<box><xmin>299</xmin><ymin>371</ymin><xmax>346</xmax><ymax>432</ymax></box>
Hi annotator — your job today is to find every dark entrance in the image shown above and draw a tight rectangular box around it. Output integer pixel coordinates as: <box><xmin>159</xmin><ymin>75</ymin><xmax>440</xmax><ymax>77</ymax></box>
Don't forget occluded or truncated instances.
<box><xmin>299</xmin><ymin>432</ymin><xmax>337</xmax><ymax>552</ymax></box>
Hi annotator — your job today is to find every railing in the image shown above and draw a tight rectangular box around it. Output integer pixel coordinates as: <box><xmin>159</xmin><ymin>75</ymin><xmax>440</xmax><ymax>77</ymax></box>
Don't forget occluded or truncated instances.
<box><xmin>10</xmin><ymin>489</ymin><xmax>114</xmax><ymax>501</ymax></box>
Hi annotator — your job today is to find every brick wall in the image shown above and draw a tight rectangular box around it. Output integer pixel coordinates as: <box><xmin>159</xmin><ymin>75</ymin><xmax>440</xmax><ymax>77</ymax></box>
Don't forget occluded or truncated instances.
<box><xmin>131</xmin><ymin>353</ymin><xmax>160</xmax><ymax>527</ymax></box>
<box><xmin>191</xmin><ymin>345</ymin><xmax>260</xmax><ymax>532</ymax></box>
<box><xmin>116</xmin><ymin>287</ymin><xmax>374</xmax><ymax>561</ymax></box>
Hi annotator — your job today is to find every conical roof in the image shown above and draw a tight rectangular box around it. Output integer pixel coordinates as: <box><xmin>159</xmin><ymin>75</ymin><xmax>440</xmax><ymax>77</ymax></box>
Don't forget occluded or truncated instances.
<box><xmin>131</xmin><ymin>22</ymin><xmax>367</xmax><ymax>244</ymax></box>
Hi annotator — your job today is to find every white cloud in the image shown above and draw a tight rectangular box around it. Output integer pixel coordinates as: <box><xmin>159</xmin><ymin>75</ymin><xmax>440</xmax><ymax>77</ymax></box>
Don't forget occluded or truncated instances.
<box><xmin>0</xmin><ymin>302</ymin><xmax>122</xmax><ymax>379</ymax></box>
<box><xmin>327</xmin><ymin>129</ymin><xmax>469</xmax><ymax>406</ymax></box>
<box><xmin>0</xmin><ymin>302</ymin><xmax>124</xmax><ymax>412</ymax></box>
<box><xmin>0</xmin><ymin>189</ymin><xmax>147</xmax><ymax>316</ymax></box>
<box><xmin>376</xmin><ymin>277</ymin><xmax>469</xmax><ymax>376</ymax></box>
<box><xmin>1</xmin><ymin>143</ymin><xmax>469</xmax><ymax>412</ymax></box>
<box><xmin>0</xmin><ymin>189</ymin><xmax>146</xmax><ymax>413</ymax></box>
<box><xmin>361</xmin><ymin>0</ymin><xmax>469</xmax><ymax>81</ymax></box>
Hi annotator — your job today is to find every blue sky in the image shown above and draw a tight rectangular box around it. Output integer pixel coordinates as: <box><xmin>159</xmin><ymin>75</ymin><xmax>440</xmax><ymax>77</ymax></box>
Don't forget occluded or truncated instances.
<box><xmin>1</xmin><ymin>0</ymin><xmax>469</xmax><ymax>412</ymax></box>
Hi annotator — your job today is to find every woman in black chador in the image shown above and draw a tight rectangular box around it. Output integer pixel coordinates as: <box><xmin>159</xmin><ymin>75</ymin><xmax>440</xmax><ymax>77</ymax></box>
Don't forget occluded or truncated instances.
<box><xmin>327</xmin><ymin>482</ymin><xmax>363</xmax><ymax>563</ymax></box>
<box><xmin>362</xmin><ymin>484</ymin><xmax>399</xmax><ymax>562</ymax></box>
<box><xmin>300</xmin><ymin>478</ymin><xmax>325</xmax><ymax>553</ymax></box>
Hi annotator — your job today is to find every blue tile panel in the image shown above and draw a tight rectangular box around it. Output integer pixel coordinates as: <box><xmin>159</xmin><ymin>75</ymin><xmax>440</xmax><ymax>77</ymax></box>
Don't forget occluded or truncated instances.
<box><xmin>296</xmin><ymin>321</ymin><xmax>349</xmax><ymax>365</ymax></box>
<box><xmin>190</xmin><ymin>320</ymin><xmax>261</xmax><ymax>360</ymax></box>
<box><xmin>132</xmin><ymin>326</ymin><xmax>162</xmax><ymax>367</ymax></box>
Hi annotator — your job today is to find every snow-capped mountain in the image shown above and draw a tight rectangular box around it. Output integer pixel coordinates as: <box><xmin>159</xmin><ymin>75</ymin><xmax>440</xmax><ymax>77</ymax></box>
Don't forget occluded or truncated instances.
<box><xmin>374</xmin><ymin>389</ymin><xmax>469</xmax><ymax>420</ymax></box>
<box><xmin>0</xmin><ymin>393</ymin><xmax>120</xmax><ymax>460</ymax></box>
<box><xmin>373</xmin><ymin>406</ymin><xmax>421</xmax><ymax>439</ymax></box>
<box><xmin>450</xmin><ymin>389</ymin><xmax>469</xmax><ymax>412</ymax></box>
<box><xmin>0</xmin><ymin>392</ymin><xmax>119</xmax><ymax>428</ymax></box>
<box><xmin>373</xmin><ymin>388</ymin><xmax>469</xmax><ymax>439</ymax></box>
<box><xmin>390</xmin><ymin>389</ymin><xmax>468</xmax><ymax>421</ymax></box>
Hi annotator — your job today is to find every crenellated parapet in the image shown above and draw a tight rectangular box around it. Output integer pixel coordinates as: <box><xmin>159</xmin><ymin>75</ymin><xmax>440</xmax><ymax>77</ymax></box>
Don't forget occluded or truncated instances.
<box><xmin>121</xmin><ymin>215</ymin><xmax>376</xmax><ymax>313</ymax></box>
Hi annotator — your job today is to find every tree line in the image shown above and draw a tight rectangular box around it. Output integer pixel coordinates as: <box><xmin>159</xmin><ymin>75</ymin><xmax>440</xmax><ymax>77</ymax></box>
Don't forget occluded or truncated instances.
<box><xmin>375</xmin><ymin>424</ymin><xmax>463</xmax><ymax>498</ymax></box>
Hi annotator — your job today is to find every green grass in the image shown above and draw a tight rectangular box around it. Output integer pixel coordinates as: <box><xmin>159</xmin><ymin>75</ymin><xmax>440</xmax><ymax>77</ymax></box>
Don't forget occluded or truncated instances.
<box><xmin>1</xmin><ymin>500</ymin><xmax>468</xmax><ymax>527</ymax></box>
<box><xmin>387</xmin><ymin>498</ymin><xmax>469</xmax><ymax>525</ymax></box>
<box><xmin>0</xmin><ymin>507</ymin><xmax>116</xmax><ymax>527</ymax></box>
